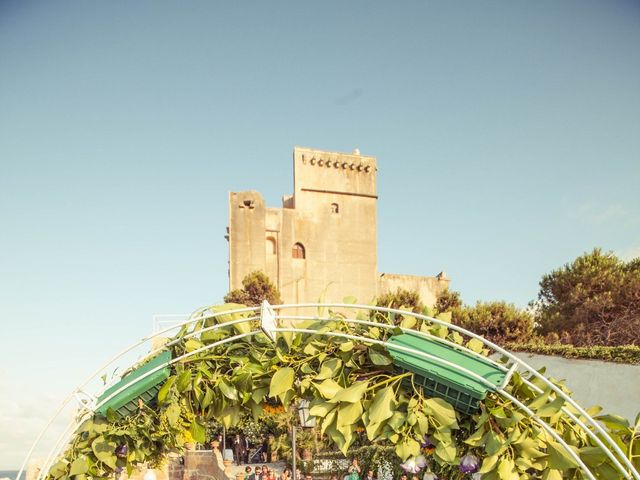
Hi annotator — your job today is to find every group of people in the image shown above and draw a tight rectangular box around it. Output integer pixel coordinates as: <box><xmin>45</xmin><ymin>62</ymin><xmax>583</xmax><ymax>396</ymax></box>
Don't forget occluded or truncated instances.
<box><xmin>213</xmin><ymin>433</ymin><xmax>266</xmax><ymax>465</ymax></box>
<box><xmin>243</xmin><ymin>466</ymin><xmax>305</xmax><ymax>480</ymax></box>
<box><xmin>240</xmin><ymin>458</ymin><xmax>375</xmax><ymax>480</ymax></box>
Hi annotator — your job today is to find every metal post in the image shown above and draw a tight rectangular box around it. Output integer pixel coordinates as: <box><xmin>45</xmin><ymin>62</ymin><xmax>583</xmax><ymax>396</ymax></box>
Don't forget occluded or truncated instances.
<box><xmin>291</xmin><ymin>425</ymin><xmax>297</xmax><ymax>480</ymax></box>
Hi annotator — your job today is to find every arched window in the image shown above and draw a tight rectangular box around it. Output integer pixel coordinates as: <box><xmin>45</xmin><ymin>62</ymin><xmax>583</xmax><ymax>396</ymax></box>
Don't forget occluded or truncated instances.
<box><xmin>266</xmin><ymin>237</ymin><xmax>277</xmax><ymax>255</ymax></box>
<box><xmin>292</xmin><ymin>242</ymin><xmax>306</xmax><ymax>259</ymax></box>
<box><xmin>331</xmin><ymin>203</ymin><xmax>339</xmax><ymax>214</ymax></box>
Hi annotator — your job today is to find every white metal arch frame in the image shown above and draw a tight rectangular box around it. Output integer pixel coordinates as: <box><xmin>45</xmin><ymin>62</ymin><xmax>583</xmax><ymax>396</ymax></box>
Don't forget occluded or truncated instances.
<box><xmin>18</xmin><ymin>303</ymin><xmax>639</xmax><ymax>480</ymax></box>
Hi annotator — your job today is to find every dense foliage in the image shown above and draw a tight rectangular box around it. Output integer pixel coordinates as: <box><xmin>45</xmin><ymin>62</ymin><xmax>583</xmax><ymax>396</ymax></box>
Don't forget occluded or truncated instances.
<box><xmin>535</xmin><ymin>249</ymin><xmax>640</xmax><ymax>346</ymax></box>
<box><xmin>376</xmin><ymin>288</ymin><xmax>424</xmax><ymax>313</ymax></box>
<box><xmin>224</xmin><ymin>271</ymin><xmax>282</xmax><ymax>307</ymax></box>
<box><xmin>449</xmin><ymin>302</ymin><xmax>536</xmax><ymax>345</ymax></box>
<box><xmin>46</xmin><ymin>304</ymin><xmax>640</xmax><ymax>480</ymax></box>
<box><xmin>435</xmin><ymin>289</ymin><xmax>463</xmax><ymax>314</ymax></box>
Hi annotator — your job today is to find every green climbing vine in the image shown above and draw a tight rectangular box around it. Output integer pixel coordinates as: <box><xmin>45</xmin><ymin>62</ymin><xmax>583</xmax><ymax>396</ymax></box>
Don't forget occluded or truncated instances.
<box><xmin>47</xmin><ymin>303</ymin><xmax>640</xmax><ymax>480</ymax></box>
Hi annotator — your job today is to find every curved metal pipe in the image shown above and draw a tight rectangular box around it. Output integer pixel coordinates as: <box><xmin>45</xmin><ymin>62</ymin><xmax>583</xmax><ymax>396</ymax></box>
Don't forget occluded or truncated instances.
<box><xmin>23</xmin><ymin>304</ymin><xmax>638</xmax><ymax>480</ymax></box>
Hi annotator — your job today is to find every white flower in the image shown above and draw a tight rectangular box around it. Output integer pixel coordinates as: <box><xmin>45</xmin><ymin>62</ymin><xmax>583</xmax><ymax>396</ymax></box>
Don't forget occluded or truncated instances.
<box><xmin>422</xmin><ymin>472</ymin><xmax>437</xmax><ymax>480</ymax></box>
<box><xmin>400</xmin><ymin>458</ymin><xmax>420</xmax><ymax>474</ymax></box>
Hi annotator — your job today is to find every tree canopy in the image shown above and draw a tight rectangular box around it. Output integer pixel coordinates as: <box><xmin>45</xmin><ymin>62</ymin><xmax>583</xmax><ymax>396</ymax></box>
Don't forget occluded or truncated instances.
<box><xmin>450</xmin><ymin>301</ymin><xmax>535</xmax><ymax>345</ymax></box>
<box><xmin>376</xmin><ymin>287</ymin><xmax>423</xmax><ymax>313</ymax></box>
<box><xmin>224</xmin><ymin>271</ymin><xmax>282</xmax><ymax>306</ymax></box>
<box><xmin>535</xmin><ymin>248</ymin><xmax>640</xmax><ymax>346</ymax></box>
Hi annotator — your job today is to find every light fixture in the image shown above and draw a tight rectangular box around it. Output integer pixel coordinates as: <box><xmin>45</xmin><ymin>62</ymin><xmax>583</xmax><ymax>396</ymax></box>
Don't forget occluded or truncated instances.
<box><xmin>298</xmin><ymin>399</ymin><xmax>316</xmax><ymax>428</ymax></box>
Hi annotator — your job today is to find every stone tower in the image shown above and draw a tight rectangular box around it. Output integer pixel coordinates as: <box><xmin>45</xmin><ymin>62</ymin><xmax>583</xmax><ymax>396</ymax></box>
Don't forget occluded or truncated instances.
<box><xmin>227</xmin><ymin>146</ymin><xmax>449</xmax><ymax>305</ymax></box>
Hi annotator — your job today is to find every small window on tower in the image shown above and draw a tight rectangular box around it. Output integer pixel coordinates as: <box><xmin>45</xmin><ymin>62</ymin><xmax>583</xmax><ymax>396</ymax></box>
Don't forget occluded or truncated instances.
<box><xmin>266</xmin><ymin>237</ymin><xmax>277</xmax><ymax>255</ymax></box>
<box><xmin>331</xmin><ymin>203</ymin><xmax>339</xmax><ymax>214</ymax></box>
<box><xmin>292</xmin><ymin>243</ymin><xmax>306</xmax><ymax>259</ymax></box>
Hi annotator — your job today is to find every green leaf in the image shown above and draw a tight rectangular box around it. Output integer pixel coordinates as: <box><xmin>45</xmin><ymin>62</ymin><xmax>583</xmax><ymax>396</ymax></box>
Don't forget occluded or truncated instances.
<box><xmin>316</xmin><ymin>358</ymin><xmax>342</xmax><ymax>380</ymax></box>
<box><xmin>343</xmin><ymin>296</ymin><xmax>357</xmax><ymax>304</ymax></box>
<box><xmin>485</xmin><ymin>431</ymin><xmax>506</xmax><ymax>456</ymax></box>
<box><xmin>400</xmin><ymin>314</ymin><xmax>417</xmax><ymax>329</ymax></box>
<box><xmin>249</xmin><ymin>400</ymin><xmax>263</xmax><ymax>421</ymax></box>
<box><xmin>315</xmin><ymin>379</ymin><xmax>342</xmax><ymax>399</ymax></box>
<box><xmin>218</xmin><ymin>379</ymin><xmax>239</xmax><ymax>401</ymax></box>
<box><xmin>337</xmin><ymin>401</ymin><xmax>364</xmax><ymax>426</ymax></box>
<box><xmin>395</xmin><ymin>436</ymin><xmax>421</xmax><ymax>461</ymax></box>
<box><xmin>309</xmin><ymin>400</ymin><xmax>335</xmax><ymax>418</ymax></box>
<box><xmin>368</xmin><ymin>386</ymin><xmax>395</xmax><ymax>424</ymax></box>
<box><xmin>233</xmin><ymin>371</ymin><xmax>253</xmax><ymax>393</ymax></box>
<box><xmin>466</xmin><ymin>338</ymin><xmax>484</xmax><ymax>353</ymax></box>
<box><xmin>537</xmin><ymin>396</ymin><xmax>565</xmax><ymax>418</ymax></box>
<box><xmin>594</xmin><ymin>413</ymin><xmax>630</xmax><ymax>432</ymax></box>
<box><xmin>434</xmin><ymin>439</ymin><xmax>456</xmax><ymax>463</ymax></box>
<box><xmin>201</xmin><ymin>386</ymin><xmax>214</xmax><ymax>409</ymax></box>
<box><xmin>527</xmin><ymin>388</ymin><xmax>552</xmax><ymax>411</ymax></box>
<box><xmin>209</xmin><ymin>304</ymin><xmax>252</xmax><ymax>334</ymax></box>
<box><xmin>424</xmin><ymin>397</ymin><xmax>458</xmax><ymax>429</ymax></box>
<box><xmin>176</xmin><ymin>370</ymin><xmax>192</xmax><ymax>392</ymax></box>
<box><xmin>449</xmin><ymin>331</ymin><xmax>464</xmax><ymax>345</ymax></box>
<box><xmin>185</xmin><ymin>338</ymin><xmax>204</xmax><ymax>353</ymax></box>
<box><xmin>497</xmin><ymin>458</ymin><xmax>515</xmax><ymax>480</ymax></box>
<box><xmin>157</xmin><ymin>376</ymin><xmax>176</xmax><ymax>404</ymax></box>
<box><xmin>91</xmin><ymin>436</ymin><xmax>117</xmax><ymax>469</ymax></box>
<box><xmin>328</xmin><ymin>381</ymin><xmax>368</xmax><ymax>404</ymax></box>
<box><xmin>542</xmin><ymin>469</ymin><xmax>563</xmax><ymax>480</ymax></box>
<box><xmin>579</xmin><ymin>446</ymin><xmax>607</xmax><ymax>468</ymax></box>
<box><xmin>190</xmin><ymin>419</ymin><xmax>206</xmax><ymax>443</ymax></box>
<box><xmin>368</xmin><ymin>347</ymin><xmax>392</xmax><ymax>366</ymax></box>
<box><xmin>546</xmin><ymin>441</ymin><xmax>580</xmax><ymax>470</ymax></box>
<box><xmin>251</xmin><ymin>386</ymin><xmax>269</xmax><ymax>404</ymax></box>
<box><xmin>165</xmin><ymin>402</ymin><xmax>181</xmax><ymax>427</ymax></box>
<box><xmin>69</xmin><ymin>457</ymin><xmax>89</xmax><ymax>476</ymax></box>
<box><xmin>515</xmin><ymin>437</ymin><xmax>546</xmax><ymax>459</ymax></box>
<box><xmin>435</xmin><ymin>311</ymin><xmax>452</xmax><ymax>323</ymax></box>
<box><xmin>92</xmin><ymin>417</ymin><xmax>109</xmax><ymax>433</ymax></box>
<box><xmin>269</xmin><ymin>367</ymin><xmax>295</xmax><ymax>398</ymax></box>
<box><xmin>464</xmin><ymin>427</ymin><xmax>486</xmax><ymax>447</ymax></box>
<box><xmin>479</xmin><ymin>454</ymin><xmax>499</xmax><ymax>474</ymax></box>
<box><xmin>365</xmin><ymin>420</ymin><xmax>382</xmax><ymax>441</ymax></box>
<box><xmin>339</xmin><ymin>341</ymin><xmax>354</xmax><ymax>352</ymax></box>
<box><xmin>48</xmin><ymin>461</ymin><xmax>67</xmax><ymax>479</ymax></box>
<box><xmin>321</xmin><ymin>409</ymin><xmax>337</xmax><ymax>435</ymax></box>
<box><xmin>412</xmin><ymin>412</ymin><xmax>427</xmax><ymax>436</ymax></box>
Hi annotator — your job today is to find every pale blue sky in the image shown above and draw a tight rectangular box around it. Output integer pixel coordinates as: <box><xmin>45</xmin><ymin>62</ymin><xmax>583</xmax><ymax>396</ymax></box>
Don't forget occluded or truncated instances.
<box><xmin>1</xmin><ymin>0</ymin><xmax>639</xmax><ymax>469</ymax></box>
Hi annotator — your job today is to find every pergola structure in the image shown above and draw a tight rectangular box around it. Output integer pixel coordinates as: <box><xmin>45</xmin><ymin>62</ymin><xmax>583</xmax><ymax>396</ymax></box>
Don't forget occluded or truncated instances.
<box><xmin>19</xmin><ymin>303</ymin><xmax>640</xmax><ymax>480</ymax></box>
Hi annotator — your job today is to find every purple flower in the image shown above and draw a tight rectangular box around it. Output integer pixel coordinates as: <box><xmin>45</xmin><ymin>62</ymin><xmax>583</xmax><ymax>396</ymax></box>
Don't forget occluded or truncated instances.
<box><xmin>421</xmin><ymin>435</ymin><xmax>434</xmax><ymax>448</ymax></box>
<box><xmin>114</xmin><ymin>444</ymin><xmax>128</xmax><ymax>458</ymax></box>
<box><xmin>459</xmin><ymin>454</ymin><xmax>480</xmax><ymax>474</ymax></box>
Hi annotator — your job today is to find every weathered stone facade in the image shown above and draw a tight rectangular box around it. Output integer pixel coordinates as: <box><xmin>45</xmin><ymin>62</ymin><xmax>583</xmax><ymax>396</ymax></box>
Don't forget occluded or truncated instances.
<box><xmin>227</xmin><ymin>146</ymin><xmax>449</xmax><ymax>306</ymax></box>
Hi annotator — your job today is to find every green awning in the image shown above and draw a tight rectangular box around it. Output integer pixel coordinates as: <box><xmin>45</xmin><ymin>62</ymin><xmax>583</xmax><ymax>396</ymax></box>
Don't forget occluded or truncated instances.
<box><xmin>97</xmin><ymin>351</ymin><xmax>172</xmax><ymax>418</ymax></box>
<box><xmin>386</xmin><ymin>332</ymin><xmax>505</xmax><ymax>413</ymax></box>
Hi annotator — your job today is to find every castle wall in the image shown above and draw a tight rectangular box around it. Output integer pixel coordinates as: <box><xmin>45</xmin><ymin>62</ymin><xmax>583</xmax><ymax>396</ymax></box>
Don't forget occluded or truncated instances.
<box><xmin>227</xmin><ymin>147</ymin><xmax>446</xmax><ymax>306</ymax></box>
<box><xmin>377</xmin><ymin>273</ymin><xmax>450</xmax><ymax>308</ymax></box>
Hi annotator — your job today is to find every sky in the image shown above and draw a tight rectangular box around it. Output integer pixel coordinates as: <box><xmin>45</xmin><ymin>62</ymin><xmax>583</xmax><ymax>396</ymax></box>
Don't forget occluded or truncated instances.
<box><xmin>1</xmin><ymin>0</ymin><xmax>639</xmax><ymax>470</ymax></box>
